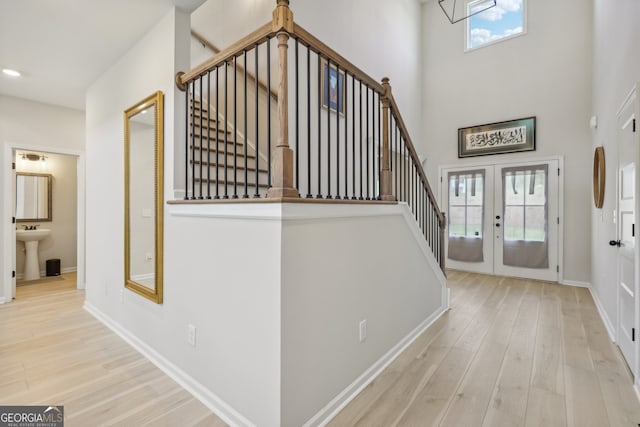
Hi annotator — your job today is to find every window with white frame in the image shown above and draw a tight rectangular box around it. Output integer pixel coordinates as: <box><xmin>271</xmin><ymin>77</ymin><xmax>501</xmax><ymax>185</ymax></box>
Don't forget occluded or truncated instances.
<box><xmin>466</xmin><ymin>0</ymin><xmax>526</xmax><ymax>51</ymax></box>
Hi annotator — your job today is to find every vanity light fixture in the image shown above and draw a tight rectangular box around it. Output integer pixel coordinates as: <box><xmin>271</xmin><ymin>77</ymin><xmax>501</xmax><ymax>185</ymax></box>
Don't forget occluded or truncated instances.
<box><xmin>439</xmin><ymin>0</ymin><xmax>496</xmax><ymax>24</ymax></box>
<box><xmin>21</xmin><ymin>153</ymin><xmax>46</xmax><ymax>162</ymax></box>
<box><xmin>2</xmin><ymin>68</ymin><xmax>21</xmax><ymax>77</ymax></box>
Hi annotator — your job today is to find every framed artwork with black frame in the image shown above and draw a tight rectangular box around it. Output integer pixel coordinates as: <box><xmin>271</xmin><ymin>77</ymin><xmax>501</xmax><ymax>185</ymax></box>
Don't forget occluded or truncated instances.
<box><xmin>321</xmin><ymin>60</ymin><xmax>345</xmax><ymax>115</ymax></box>
<box><xmin>458</xmin><ymin>116</ymin><xmax>536</xmax><ymax>158</ymax></box>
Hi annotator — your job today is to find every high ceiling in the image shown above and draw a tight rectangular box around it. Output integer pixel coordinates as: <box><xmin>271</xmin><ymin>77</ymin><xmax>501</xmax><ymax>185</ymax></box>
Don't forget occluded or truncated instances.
<box><xmin>0</xmin><ymin>0</ymin><xmax>205</xmax><ymax>110</ymax></box>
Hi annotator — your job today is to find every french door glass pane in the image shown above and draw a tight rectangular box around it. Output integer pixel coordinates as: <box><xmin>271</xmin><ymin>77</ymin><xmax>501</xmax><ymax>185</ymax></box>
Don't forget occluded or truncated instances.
<box><xmin>448</xmin><ymin>172</ymin><xmax>484</xmax><ymax>238</ymax></box>
<box><xmin>503</xmin><ymin>168</ymin><xmax>547</xmax><ymax>242</ymax></box>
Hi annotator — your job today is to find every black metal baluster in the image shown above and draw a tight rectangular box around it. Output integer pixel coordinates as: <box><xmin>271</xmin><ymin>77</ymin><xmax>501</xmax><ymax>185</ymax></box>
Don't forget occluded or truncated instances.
<box><xmin>198</xmin><ymin>77</ymin><xmax>204</xmax><ymax>199</ymax></box>
<box><xmin>223</xmin><ymin>60</ymin><xmax>229</xmax><ymax>199</ymax></box>
<box><xmin>365</xmin><ymin>86</ymin><xmax>370</xmax><ymax>200</ymax></box>
<box><xmin>376</xmin><ymin>92</ymin><xmax>381</xmax><ymax>199</ymax></box>
<box><xmin>395</xmin><ymin>125</ymin><xmax>398</xmax><ymax>199</ymax></box>
<box><xmin>306</xmin><ymin>44</ymin><xmax>312</xmax><ymax>198</ymax></box>
<box><xmin>267</xmin><ymin>37</ymin><xmax>272</xmax><ymax>189</ymax></box>
<box><xmin>254</xmin><ymin>45</ymin><xmax>260</xmax><ymax>198</ymax></box>
<box><xmin>215</xmin><ymin>67</ymin><xmax>220</xmax><ymax>199</ymax></box>
<box><xmin>359</xmin><ymin>80</ymin><xmax>363</xmax><ymax>200</ymax></box>
<box><xmin>335</xmin><ymin>63</ymin><xmax>340</xmax><ymax>200</ymax></box>
<box><xmin>317</xmin><ymin>53</ymin><xmax>322</xmax><ymax>198</ymax></box>
<box><xmin>206</xmin><ymin>71</ymin><xmax>212</xmax><ymax>199</ymax></box>
<box><xmin>243</xmin><ymin>50</ymin><xmax>248</xmax><ymax>198</ymax></box>
<box><xmin>327</xmin><ymin>58</ymin><xmax>332</xmax><ymax>199</ymax></box>
<box><xmin>401</xmin><ymin>137</ymin><xmax>405</xmax><ymax>203</ymax></box>
<box><xmin>233</xmin><ymin>56</ymin><xmax>238</xmax><ymax>198</ymax></box>
<box><xmin>190</xmin><ymin>81</ymin><xmax>196</xmax><ymax>200</ymax></box>
<box><xmin>184</xmin><ymin>81</ymin><xmax>189</xmax><ymax>199</ymax></box>
<box><xmin>344</xmin><ymin>72</ymin><xmax>348</xmax><ymax>199</ymax></box>
<box><xmin>351</xmin><ymin>75</ymin><xmax>355</xmax><ymax>200</ymax></box>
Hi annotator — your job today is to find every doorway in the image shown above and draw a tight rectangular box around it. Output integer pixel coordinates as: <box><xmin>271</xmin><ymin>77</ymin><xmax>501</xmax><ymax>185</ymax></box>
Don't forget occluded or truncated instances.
<box><xmin>440</xmin><ymin>158</ymin><xmax>561</xmax><ymax>282</ymax></box>
<box><xmin>3</xmin><ymin>143</ymin><xmax>85</xmax><ymax>302</ymax></box>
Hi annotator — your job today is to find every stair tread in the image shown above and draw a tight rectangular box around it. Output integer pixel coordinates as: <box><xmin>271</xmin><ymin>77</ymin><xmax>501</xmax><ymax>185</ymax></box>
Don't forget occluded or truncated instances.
<box><xmin>194</xmin><ymin>178</ymin><xmax>270</xmax><ymax>188</ymax></box>
<box><xmin>189</xmin><ymin>133</ymin><xmax>243</xmax><ymax>145</ymax></box>
<box><xmin>190</xmin><ymin>160</ymin><xmax>268</xmax><ymax>173</ymax></box>
<box><xmin>190</xmin><ymin>146</ymin><xmax>256</xmax><ymax>159</ymax></box>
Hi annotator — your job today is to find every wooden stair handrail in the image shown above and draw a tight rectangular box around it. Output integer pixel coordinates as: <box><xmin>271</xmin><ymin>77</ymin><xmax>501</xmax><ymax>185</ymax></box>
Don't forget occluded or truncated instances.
<box><xmin>388</xmin><ymin>94</ymin><xmax>445</xmax><ymax>222</ymax></box>
<box><xmin>291</xmin><ymin>24</ymin><xmax>384</xmax><ymax>94</ymax></box>
<box><xmin>179</xmin><ymin>22</ymin><xmax>274</xmax><ymax>88</ymax></box>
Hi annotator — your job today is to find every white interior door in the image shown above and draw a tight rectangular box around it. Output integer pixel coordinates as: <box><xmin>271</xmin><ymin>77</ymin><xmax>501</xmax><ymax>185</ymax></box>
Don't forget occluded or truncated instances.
<box><xmin>615</xmin><ymin>89</ymin><xmax>637</xmax><ymax>374</ymax></box>
<box><xmin>442</xmin><ymin>159</ymin><xmax>559</xmax><ymax>282</ymax></box>
<box><xmin>11</xmin><ymin>153</ymin><xmax>16</xmax><ymax>299</ymax></box>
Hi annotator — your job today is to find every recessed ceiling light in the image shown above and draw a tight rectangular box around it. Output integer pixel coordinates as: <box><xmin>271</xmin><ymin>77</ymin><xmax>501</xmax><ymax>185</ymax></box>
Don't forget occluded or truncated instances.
<box><xmin>2</xmin><ymin>68</ymin><xmax>21</xmax><ymax>77</ymax></box>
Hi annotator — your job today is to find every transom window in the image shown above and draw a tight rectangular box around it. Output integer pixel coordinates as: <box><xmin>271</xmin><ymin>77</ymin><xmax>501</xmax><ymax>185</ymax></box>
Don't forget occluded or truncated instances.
<box><xmin>466</xmin><ymin>0</ymin><xmax>526</xmax><ymax>51</ymax></box>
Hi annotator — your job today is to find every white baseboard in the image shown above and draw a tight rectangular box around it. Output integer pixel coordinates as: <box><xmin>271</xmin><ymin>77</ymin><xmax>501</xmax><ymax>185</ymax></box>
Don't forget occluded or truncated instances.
<box><xmin>0</xmin><ymin>296</ymin><xmax>8</xmax><ymax>304</ymax></box>
<box><xmin>15</xmin><ymin>266</ymin><xmax>76</xmax><ymax>280</ymax></box>
<box><xmin>588</xmin><ymin>287</ymin><xmax>616</xmax><ymax>342</ymax></box>
<box><xmin>303</xmin><ymin>299</ymin><xmax>448</xmax><ymax>427</ymax></box>
<box><xmin>560</xmin><ymin>279</ymin><xmax>591</xmax><ymax>288</ymax></box>
<box><xmin>83</xmin><ymin>301</ymin><xmax>255</xmax><ymax>427</ymax></box>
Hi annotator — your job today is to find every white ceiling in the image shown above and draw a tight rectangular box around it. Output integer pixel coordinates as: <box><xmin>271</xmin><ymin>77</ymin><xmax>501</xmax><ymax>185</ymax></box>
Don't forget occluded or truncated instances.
<box><xmin>0</xmin><ymin>0</ymin><xmax>205</xmax><ymax>111</ymax></box>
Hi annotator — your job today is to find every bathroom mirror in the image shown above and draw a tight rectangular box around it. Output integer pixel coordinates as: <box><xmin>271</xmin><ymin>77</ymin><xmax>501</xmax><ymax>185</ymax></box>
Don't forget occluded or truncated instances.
<box><xmin>16</xmin><ymin>173</ymin><xmax>53</xmax><ymax>222</ymax></box>
<box><xmin>124</xmin><ymin>91</ymin><xmax>163</xmax><ymax>303</ymax></box>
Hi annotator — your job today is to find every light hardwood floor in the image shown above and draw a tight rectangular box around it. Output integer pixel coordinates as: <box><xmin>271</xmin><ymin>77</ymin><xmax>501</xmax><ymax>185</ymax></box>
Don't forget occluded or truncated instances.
<box><xmin>0</xmin><ymin>273</ymin><xmax>226</xmax><ymax>427</ymax></box>
<box><xmin>2</xmin><ymin>272</ymin><xmax>639</xmax><ymax>426</ymax></box>
<box><xmin>330</xmin><ymin>271</ymin><xmax>640</xmax><ymax>427</ymax></box>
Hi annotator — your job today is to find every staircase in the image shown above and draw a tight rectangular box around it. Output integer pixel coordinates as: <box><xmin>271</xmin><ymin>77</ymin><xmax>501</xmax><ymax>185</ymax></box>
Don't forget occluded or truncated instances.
<box><xmin>188</xmin><ymin>99</ymin><xmax>270</xmax><ymax>199</ymax></box>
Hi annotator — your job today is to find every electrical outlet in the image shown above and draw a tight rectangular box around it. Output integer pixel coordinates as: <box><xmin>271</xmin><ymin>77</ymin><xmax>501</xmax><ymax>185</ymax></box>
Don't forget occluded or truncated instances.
<box><xmin>145</xmin><ymin>253</ymin><xmax>153</xmax><ymax>261</ymax></box>
<box><xmin>188</xmin><ymin>324</ymin><xmax>197</xmax><ymax>347</ymax></box>
<box><xmin>359</xmin><ymin>319</ymin><xmax>367</xmax><ymax>343</ymax></box>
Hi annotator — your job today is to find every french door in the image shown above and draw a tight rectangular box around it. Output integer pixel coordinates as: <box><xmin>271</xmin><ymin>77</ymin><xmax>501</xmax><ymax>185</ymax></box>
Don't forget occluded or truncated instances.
<box><xmin>441</xmin><ymin>159</ymin><xmax>560</xmax><ymax>282</ymax></box>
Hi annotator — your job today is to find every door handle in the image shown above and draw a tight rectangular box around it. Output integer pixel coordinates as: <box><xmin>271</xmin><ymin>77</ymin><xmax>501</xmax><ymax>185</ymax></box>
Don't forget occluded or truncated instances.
<box><xmin>609</xmin><ymin>240</ymin><xmax>621</xmax><ymax>247</ymax></box>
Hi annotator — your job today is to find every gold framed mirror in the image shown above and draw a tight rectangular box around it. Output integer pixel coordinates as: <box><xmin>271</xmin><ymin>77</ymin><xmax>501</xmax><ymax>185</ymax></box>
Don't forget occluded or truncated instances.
<box><xmin>124</xmin><ymin>91</ymin><xmax>163</xmax><ymax>303</ymax></box>
<box><xmin>593</xmin><ymin>146</ymin><xmax>605</xmax><ymax>209</ymax></box>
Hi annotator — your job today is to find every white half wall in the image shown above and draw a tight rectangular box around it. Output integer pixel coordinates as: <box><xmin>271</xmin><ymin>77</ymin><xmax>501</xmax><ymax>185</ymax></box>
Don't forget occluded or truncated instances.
<box><xmin>591</xmin><ymin>0</ymin><xmax>640</xmax><ymax>347</ymax></box>
<box><xmin>280</xmin><ymin>202</ymin><xmax>447</xmax><ymax>427</ymax></box>
<box><xmin>421</xmin><ymin>0</ymin><xmax>593</xmax><ymax>283</ymax></box>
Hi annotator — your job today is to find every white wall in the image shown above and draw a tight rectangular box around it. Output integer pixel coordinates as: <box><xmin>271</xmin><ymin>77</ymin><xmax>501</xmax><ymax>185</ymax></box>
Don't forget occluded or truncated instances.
<box><xmin>591</xmin><ymin>0</ymin><xmax>640</xmax><ymax>334</ymax></box>
<box><xmin>85</xmin><ymin>8</ymin><xmax>282</xmax><ymax>426</ymax></box>
<box><xmin>0</xmin><ymin>95</ymin><xmax>84</xmax><ymax>300</ymax></box>
<box><xmin>15</xmin><ymin>152</ymin><xmax>78</xmax><ymax>276</ymax></box>
<box><xmin>421</xmin><ymin>0</ymin><xmax>593</xmax><ymax>283</ymax></box>
<box><xmin>280</xmin><ymin>203</ymin><xmax>446</xmax><ymax>427</ymax></box>
<box><xmin>191</xmin><ymin>0</ymin><xmax>423</xmax><ymax>142</ymax></box>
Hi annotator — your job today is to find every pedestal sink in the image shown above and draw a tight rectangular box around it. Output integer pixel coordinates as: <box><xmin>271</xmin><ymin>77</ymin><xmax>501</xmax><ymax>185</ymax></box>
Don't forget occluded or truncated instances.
<box><xmin>16</xmin><ymin>229</ymin><xmax>51</xmax><ymax>281</ymax></box>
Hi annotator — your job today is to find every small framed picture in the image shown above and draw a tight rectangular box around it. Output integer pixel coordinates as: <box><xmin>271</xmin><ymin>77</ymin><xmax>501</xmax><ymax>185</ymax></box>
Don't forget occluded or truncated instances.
<box><xmin>458</xmin><ymin>117</ymin><xmax>536</xmax><ymax>158</ymax></box>
<box><xmin>321</xmin><ymin>60</ymin><xmax>345</xmax><ymax>114</ymax></box>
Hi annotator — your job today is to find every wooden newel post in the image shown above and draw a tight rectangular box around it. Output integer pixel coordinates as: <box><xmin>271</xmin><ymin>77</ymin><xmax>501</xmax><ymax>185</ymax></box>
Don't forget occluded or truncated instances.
<box><xmin>380</xmin><ymin>78</ymin><xmax>395</xmax><ymax>201</ymax></box>
<box><xmin>267</xmin><ymin>0</ymin><xmax>299</xmax><ymax>198</ymax></box>
<box><xmin>439</xmin><ymin>212</ymin><xmax>446</xmax><ymax>271</ymax></box>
